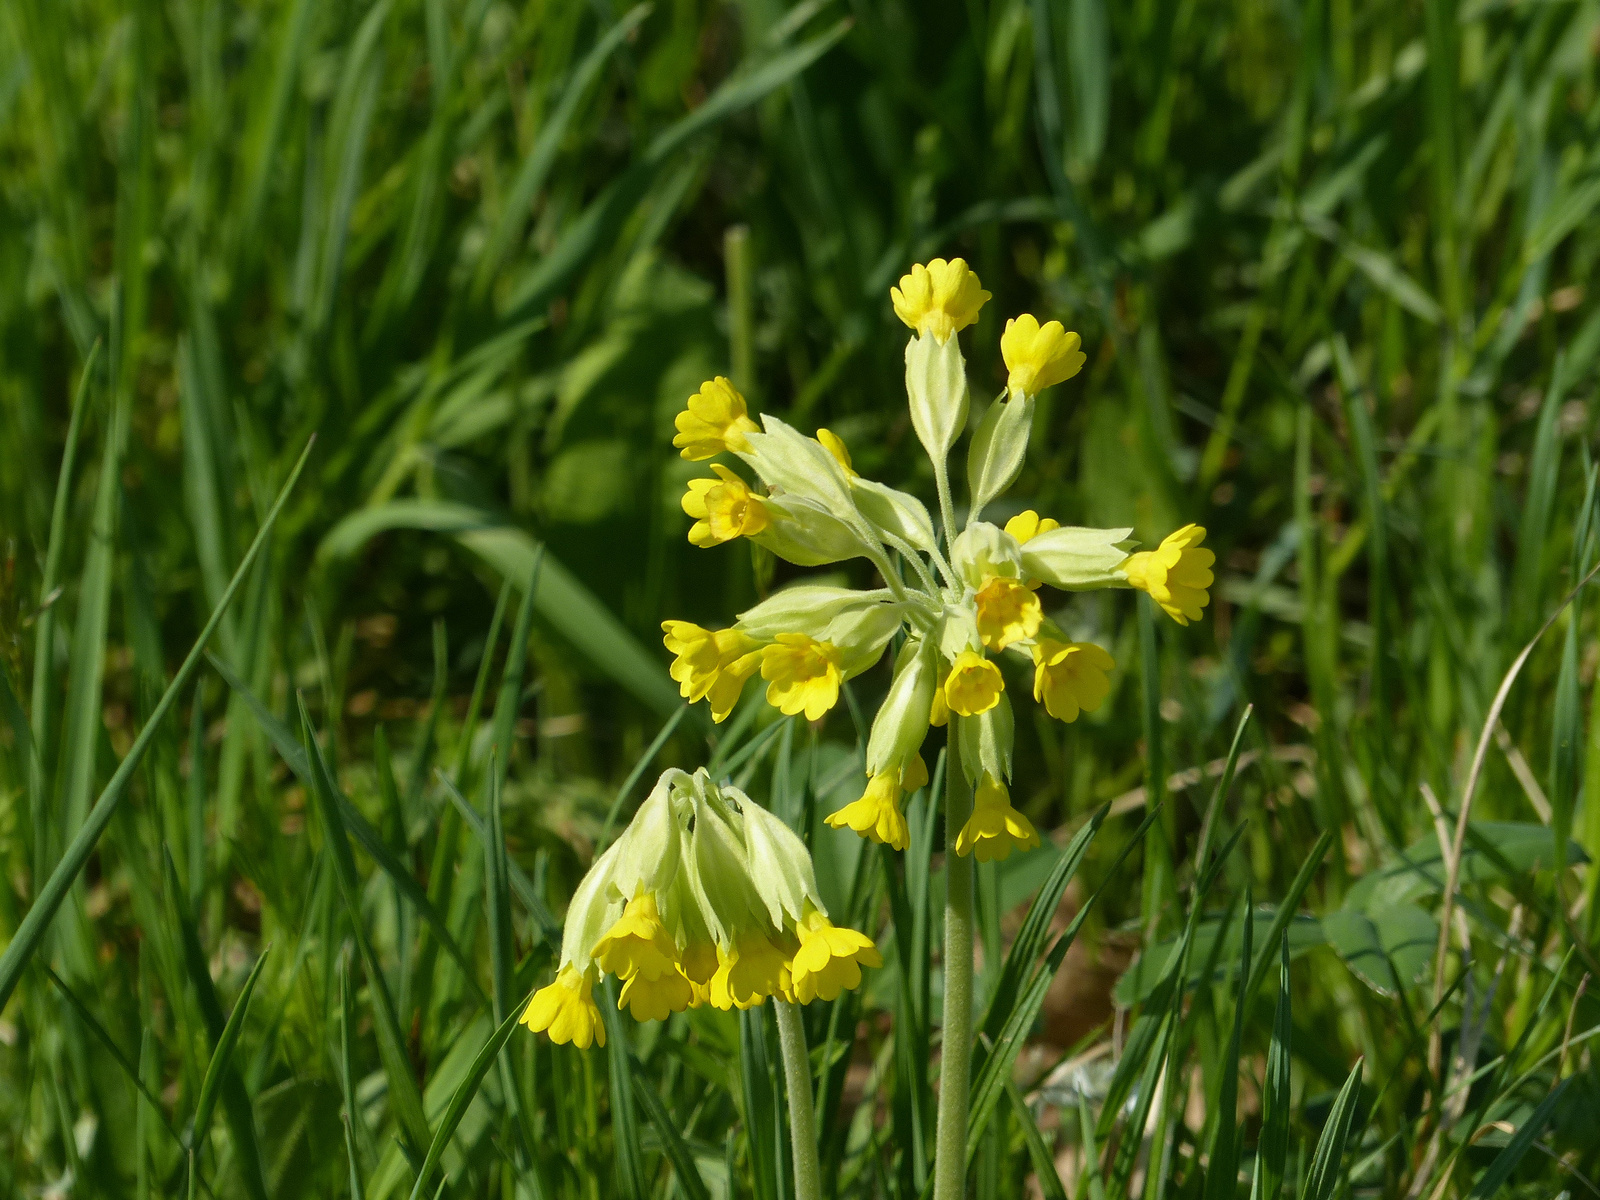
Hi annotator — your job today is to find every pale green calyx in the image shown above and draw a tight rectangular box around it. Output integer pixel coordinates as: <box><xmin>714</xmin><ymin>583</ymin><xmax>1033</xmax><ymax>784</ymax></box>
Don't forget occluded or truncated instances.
<box><xmin>951</xmin><ymin>522</ymin><xmax>1024</xmax><ymax>589</ymax></box>
<box><xmin>959</xmin><ymin>690</ymin><xmax>1015</xmax><ymax>785</ymax></box>
<box><xmin>966</xmin><ymin>393</ymin><xmax>1034</xmax><ymax>523</ymax></box>
<box><xmin>866</xmin><ymin>637</ymin><xmax>937</xmax><ymax>775</ymax></box>
<box><xmin>905</xmin><ymin>333</ymin><xmax>970</xmax><ymax>464</ymax></box>
<box><xmin>737</xmin><ymin>792</ymin><xmax>826</xmax><ymax>928</ymax></box>
<box><xmin>1018</xmin><ymin>525</ymin><xmax>1134</xmax><ymax>589</ymax></box>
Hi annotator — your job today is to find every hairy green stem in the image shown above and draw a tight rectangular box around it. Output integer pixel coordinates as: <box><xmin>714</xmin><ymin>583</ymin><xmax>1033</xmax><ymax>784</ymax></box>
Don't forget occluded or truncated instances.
<box><xmin>933</xmin><ymin>460</ymin><xmax>960</xmax><ymax>552</ymax></box>
<box><xmin>774</xmin><ymin>1000</ymin><xmax>822</xmax><ymax>1200</ymax></box>
<box><xmin>933</xmin><ymin>722</ymin><xmax>973</xmax><ymax>1200</ymax></box>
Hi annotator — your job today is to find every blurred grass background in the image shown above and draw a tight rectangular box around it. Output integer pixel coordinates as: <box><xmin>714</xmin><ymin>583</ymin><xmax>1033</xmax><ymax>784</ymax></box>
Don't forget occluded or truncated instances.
<box><xmin>3</xmin><ymin>0</ymin><xmax>1600</xmax><ymax>1195</ymax></box>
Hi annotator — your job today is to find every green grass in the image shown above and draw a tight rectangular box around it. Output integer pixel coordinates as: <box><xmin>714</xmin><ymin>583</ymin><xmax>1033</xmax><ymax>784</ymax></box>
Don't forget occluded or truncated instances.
<box><xmin>3</xmin><ymin>0</ymin><xmax>1600</xmax><ymax>1196</ymax></box>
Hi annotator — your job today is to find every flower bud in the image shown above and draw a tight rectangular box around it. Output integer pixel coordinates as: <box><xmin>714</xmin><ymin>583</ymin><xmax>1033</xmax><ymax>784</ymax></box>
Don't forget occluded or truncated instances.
<box><xmin>850</xmin><ymin>476</ymin><xmax>939</xmax><ymax>555</ymax></box>
<box><xmin>866</xmin><ymin>637</ymin><xmax>937</xmax><ymax>775</ymax></box>
<box><xmin>966</xmin><ymin>393</ymin><xmax>1034</xmax><ymax>519</ymax></box>
<box><xmin>905</xmin><ymin>333</ymin><xmax>970</xmax><ymax>465</ymax></box>
<box><xmin>1019</xmin><ymin>525</ymin><xmax>1133</xmax><ymax>590</ymax></box>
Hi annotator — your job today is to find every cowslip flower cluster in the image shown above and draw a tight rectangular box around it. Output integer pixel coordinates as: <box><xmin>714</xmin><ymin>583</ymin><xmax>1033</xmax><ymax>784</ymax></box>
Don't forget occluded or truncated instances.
<box><xmin>521</xmin><ymin>768</ymin><xmax>881</xmax><ymax>1048</ymax></box>
<box><xmin>663</xmin><ymin>258</ymin><xmax>1214</xmax><ymax>863</ymax></box>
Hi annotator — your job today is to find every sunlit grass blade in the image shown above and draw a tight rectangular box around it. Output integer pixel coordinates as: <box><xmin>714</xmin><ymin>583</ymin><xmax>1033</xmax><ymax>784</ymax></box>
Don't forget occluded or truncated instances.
<box><xmin>40</xmin><ymin>963</ymin><xmax>179</xmax><ymax>1145</ymax></box>
<box><xmin>602</xmin><ymin>982</ymin><xmax>649</xmax><ymax>1200</ymax></box>
<box><xmin>1304</xmin><ymin>1059</ymin><xmax>1363</xmax><ymax>1200</ymax></box>
<box><xmin>405</xmin><ymin>996</ymin><xmax>529</xmax><ymax>1200</ymax></box>
<box><xmin>0</xmin><ymin>436</ymin><xmax>311</xmax><ymax>1013</ymax></box>
<box><xmin>299</xmin><ymin>695</ymin><xmax>433</xmax><ymax>1160</ymax></box>
<box><xmin>189</xmin><ymin>946</ymin><xmax>271</xmax><ymax>1180</ymax></box>
<box><xmin>208</xmin><ymin>651</ymin><xmax>491</xmax><ymax>1002</ymax></box>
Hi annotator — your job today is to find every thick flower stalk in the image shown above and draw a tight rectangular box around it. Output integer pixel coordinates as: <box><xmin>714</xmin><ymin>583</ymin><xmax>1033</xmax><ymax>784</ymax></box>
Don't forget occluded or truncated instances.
<box><xmin>658</xmin><ymin>261</ymin><xmax>1212</xmax><ymax>1199</ymax></box>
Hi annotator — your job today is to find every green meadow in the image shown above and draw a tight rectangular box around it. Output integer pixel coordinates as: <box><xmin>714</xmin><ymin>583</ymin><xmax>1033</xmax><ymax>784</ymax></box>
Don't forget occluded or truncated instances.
<box><xmin>2</xmin><ymin>0</ymin><xmax>1599</xmax><ymax>1196</ymax></box>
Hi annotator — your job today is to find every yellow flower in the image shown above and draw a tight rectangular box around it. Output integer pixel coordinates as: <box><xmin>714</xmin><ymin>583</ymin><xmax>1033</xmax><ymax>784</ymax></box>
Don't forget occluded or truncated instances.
<box><xmin>1123</xmin><ymin>524</ymin><xmax>1215</xmax><ymax>625</ymax></box>
<box><xmin>902</xmin><ymin>753</ymin><xmax>929</xmax><ymax>792</ymax></box>
<box><xmin>681</xmin><ymin>940</ymin><xmax>718</xmax><ymax>1006</ymax></box>
<box><xmin>816</xmin><ymin>428</ymin><xmax>857</xmax><ymax>477</ymax></box>
<box><xmin>790</xmin><ymin>910</ymin><xmax>883</xmax><ymax>1004</ymax></box>
<box><xmin>661</xmin><ymin>622</ymin><xmax>763</xmax><ymax>722</ymax></box>
<box><xmin>825</xmin><ymin>770</ymin><xmax>910</xmax><ymax>850</ymax></box>
<box><xmin>955</xmin><ymin>774</ymin><xmax>1040</xmax><ymax>863</ymax></box>
<box><xmin>1003</xmin><ymin>510</ymin><xmax>1060</xmax><ymax>544</ymax></box>
<box><xmin>761</xmin><ymin>634</ymin><xmax>843</xmax><ymax>721</ymax></box>
<box><xmin>521</xmin><ymin>964</ymin><xmax>606</xmax><ymax>1048</ymax></box>
<box><xmin>974</xmin><ymin>576</ymin><xmax>1042</xmax><ymax>651</ymax></box>
<box><xmin>929</xmin><ymin>671</ymin><xmax>949</xmax><ymax>727</ymax></box>
<box><xmin>618</xmin><ymin>966</ymin><xmax>696</xmax><ymax>1022</ymax></box>
<box><xmin>673</xmin><ymin>377</ymin><xmax>760</xmax><ymax>460</ymax></box>
<box><xmin>891</xmin><ymin>258</ymin><xmax>991</xmax><ymax>342</ymax></box>
<box><xmin>709</xmin><ymin>933</ymin><xmax>792</xmax><ymax>1010</ymax></box>
<box><xmin>944</xmin><ymin>649</ymin><xmax>1004</xmax><ymax>717</ymax></box>
<box><xmin>1000</xmin><ymin>315</ymin><xmax>1086</xmax><ymax>396</ymax></box>
<box><xmin>593</xmin><ymin>893</ymin><xmax>680</xmax><ymax>981</ymax></box>
<box><xmin>682</xmin><ymin>464</ymin><xmax>770</xmax><ymax>547</ymax></box>
<box><xmin>1031</xmin><ymin>638</ymin><xmax>1114</xmax><ymax>722</ymax></box>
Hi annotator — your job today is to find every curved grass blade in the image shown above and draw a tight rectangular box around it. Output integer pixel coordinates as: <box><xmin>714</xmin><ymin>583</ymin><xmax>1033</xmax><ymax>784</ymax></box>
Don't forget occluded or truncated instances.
<box><xmin>190</xmin><ymin>946</ymin><xmax>271</xmax><ymax>1159</ymax></box>
<box><xmin>0</xmin><ymin>437</ymin><xmax>312</xmax><ymax>1012</ymax></box>
<box><xmin>604</xmin><ymin>981</ymin><xmax>649</xmax><ymax>1200</ymax></box>
<box><xmin>1006</xmin><ymin>1077</ymin><xmax>1068</xmax><ymax>1200</ymax></box>
<box><xmin>300</xmin><ymin>696</ymin><xmax>433</xmax><ymax>1159</ymax></box>
<box><xmin>1464</xmin><ymin>1079</ymin><xmax>1569</xmax><ymax>1198</ymax></box>
<box><xmin>29</xmin><ymin>339</ymin><xmax>99</xmax><ymax>858</ymax></box>
<box><xmin>402</xmin><ymin>997</ymin><xmax>529</xmax><ymax>1200</ymax></box>
<box><xmin>1304</xmin><ymin>1058</ymin><xmax>1364</xmax><ymax>1200</ymax></box>
<box><xmin>40</xmin><ymin>963</ymin><xmax>180</xmax><ymax>1145</ymax></box>
<box><xmin>633</xmin><ymin>1070</ymin><xmax>713</xmax><ymax>1200</ymax></box>
<box><xmin>207</xmin><ymin>651</ymin><xmax>491</xmax><ymax>1003</ymax></box>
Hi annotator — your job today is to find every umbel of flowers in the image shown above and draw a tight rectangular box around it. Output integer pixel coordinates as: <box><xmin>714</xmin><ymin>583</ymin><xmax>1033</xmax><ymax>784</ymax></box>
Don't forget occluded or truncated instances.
<box><xmin>662</xmin><ymin>258</ymin><xmax>1214</xmax><ymax>862</ymax></box>
<box><xmin>521</xmin><ymin>767</ymin><xmax>881</xmax><ymax>1048</ymax></box>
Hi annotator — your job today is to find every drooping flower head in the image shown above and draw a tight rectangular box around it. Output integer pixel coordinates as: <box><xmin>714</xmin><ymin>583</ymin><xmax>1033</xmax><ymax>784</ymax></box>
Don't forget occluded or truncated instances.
<box><xmin>522</xmin><ymin>769</ymin><xmax>881</xmax><ymax>1045</ymax></box>
<box><xmin>655</xmin><ymin>256</ymin><xmax>1211</xmax><ymax>865</ymax></box>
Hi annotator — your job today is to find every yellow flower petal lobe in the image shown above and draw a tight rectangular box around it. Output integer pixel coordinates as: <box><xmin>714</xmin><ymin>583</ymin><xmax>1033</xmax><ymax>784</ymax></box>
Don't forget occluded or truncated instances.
<box><xmin>943</xmin><ymin>650</ymin><xmax>1003</xmax><ymax>717</ymax></box>
<box><xmin>1123</xmin><ymin>524</ymin><xmax>1215</xmax><ymax>625</ymax></box>
<box><xmin>761</xmin><ymin>634</ymin><xmax>843</xmax><ymax>721</ymax></box>
<box><xmin>890</xmin><ymin>258</ymin><xmax>991</xmax><ymax>342</ymax></box>
<box><xmin>521</xmin><ymin>964</ymin><xmax>606</xmax><ymax>1048</ymax></box>
<box><xmin>1000</xmin><ymin>315</ymin><xmax>1086</xmax><ymax>396</ymax></box>
<box><xmin>955</xmin><ymin>774</ymin><xmax>1040</xmax><ymax>863</ymax></box>
<box><xmin>673</xmin><ymin>377</ymin><xmax>759</xmax><ymax>460</ymax></box>
<box><xmin>974</xmin><ymin>575</ymin><xmax>1042</xmax><ymax>650</ymax></box>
